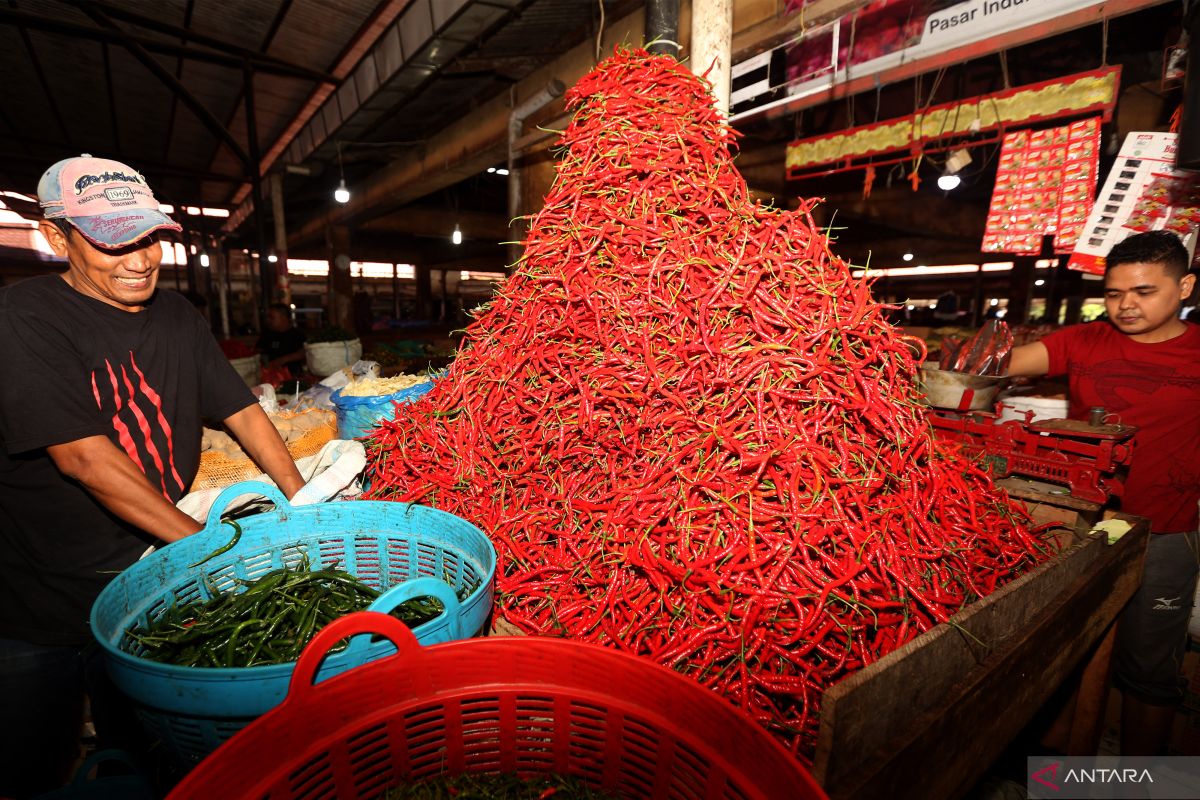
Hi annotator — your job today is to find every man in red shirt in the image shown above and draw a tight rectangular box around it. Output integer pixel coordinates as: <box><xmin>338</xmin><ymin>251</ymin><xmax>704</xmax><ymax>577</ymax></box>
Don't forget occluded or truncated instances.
<box><xmin>1011</xmin><ymin>230</ymin><xmax>1200</xmax><ymax>756</ymax></box>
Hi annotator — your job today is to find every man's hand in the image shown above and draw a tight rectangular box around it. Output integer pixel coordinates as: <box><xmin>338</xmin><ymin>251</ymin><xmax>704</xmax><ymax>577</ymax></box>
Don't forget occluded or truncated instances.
<box><xmin>46</xmin><ymin>436</ymin><xmax>203</xmax><ymax>543</ymax></box>
<box><xmin>1008</xmin><ymin>342</ymin><xmax>1050</xmax><ymax>378</ymax></box>
<box><xmin>224</xmin><ymin>404</ymin><xmax>306</xmax><ymax>499</ymax></box>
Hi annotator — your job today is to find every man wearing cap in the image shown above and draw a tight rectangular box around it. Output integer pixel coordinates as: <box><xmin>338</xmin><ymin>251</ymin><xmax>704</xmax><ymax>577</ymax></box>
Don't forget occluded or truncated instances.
<box><xmin>0</xmin><ymin>156</ymin><xmax>305</xmax><ymax>796</ymax></box>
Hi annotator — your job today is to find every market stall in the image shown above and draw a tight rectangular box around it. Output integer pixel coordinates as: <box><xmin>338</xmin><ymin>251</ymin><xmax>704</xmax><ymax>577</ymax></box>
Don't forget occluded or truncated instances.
<box><xmin>8</xmin><ymin>1</ymin><xmax>1200</xmax><ymax>798</ymax></box>
<box><xmin>72</xmin><ymin>46</ymin><xmax>1164</xmax><ymax>800</ymax></box>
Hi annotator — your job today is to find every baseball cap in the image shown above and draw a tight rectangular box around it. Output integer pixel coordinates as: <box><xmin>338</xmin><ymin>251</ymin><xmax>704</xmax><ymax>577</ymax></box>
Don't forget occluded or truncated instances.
<box><xmin>37</xmin><ymin>154</ymin><xmax>182</xmax><ymax>249</ymax></box>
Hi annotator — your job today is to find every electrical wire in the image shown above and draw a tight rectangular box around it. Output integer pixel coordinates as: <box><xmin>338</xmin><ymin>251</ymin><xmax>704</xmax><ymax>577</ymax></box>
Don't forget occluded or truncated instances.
<box><xmin>595</xmin><ymin>0</ymin><xmax>606</xmax><ymax>63</ymax></box>
<box><xmin>1101</xmin><ymin>17</ymin><xmax>1109</xmax><ymax>66</ymax></box>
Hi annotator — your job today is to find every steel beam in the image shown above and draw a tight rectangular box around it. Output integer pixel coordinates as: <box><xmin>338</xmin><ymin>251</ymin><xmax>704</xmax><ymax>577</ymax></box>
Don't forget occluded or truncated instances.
<box><xmin>0</xmin><ymin>147</ymin><xmax>244</xmax><ymax>185</ymax></box>
<box><xmin>283</xmin><ymin>6</ymin><xmax>650</xmax><ymax>249</ymax></box>
<box><xmin>162</xmin><ymin>0</ymin><xmax>196</xmax><ymax>167</ymax></box>
<box><xmin>76</xmin><ymin>3</ymin><xmax>254</xmax><ymax>173</ymax></box>
<box><xmin>5</xmin><ymin>9</ymin><xmax>73</xmax><ymax>148</ymax></box>
<box><xmin>56</xmin><ymin>0</ymin><xmax>333</xmax><ymax>81</ymax></box>
<box><xmin>0</xmin><ymin>6</ymin><xmax>333</xmax><ymax>82</ymax></box>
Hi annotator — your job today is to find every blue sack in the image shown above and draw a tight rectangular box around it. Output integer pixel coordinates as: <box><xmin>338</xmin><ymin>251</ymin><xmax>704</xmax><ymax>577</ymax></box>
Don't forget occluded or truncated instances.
<box><xmin>330</xmin><ymin>378</ymin><xmax>434</xmax><ymax>439</ymax></box>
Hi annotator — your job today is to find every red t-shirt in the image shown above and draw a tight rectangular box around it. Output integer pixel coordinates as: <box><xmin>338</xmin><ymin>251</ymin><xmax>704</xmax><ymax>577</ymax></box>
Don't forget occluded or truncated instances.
<box><xmin>1042</xmin><ymin>321</ymin><xmax>1200</xmax><ymax>532</ymax></box>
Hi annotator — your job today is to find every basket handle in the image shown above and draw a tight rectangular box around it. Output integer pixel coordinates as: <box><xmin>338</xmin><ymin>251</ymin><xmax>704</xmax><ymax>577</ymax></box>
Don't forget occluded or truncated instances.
<box><xmin>202</xmin><ymin>480</ymin><xmax>292</xmax><ymax>532</ymax></box>
<box><xmin>345</xmin><ymin>576</ymin><xmax>462</xmax><ymax>658</ymax></box>
<box><xmin>71</xmin><ymin>749</ymin><xmax>141</xmax><ymax>784</ymax></box>
<box><xmin>286</xmin><ymin>611</ymin><xmax>422</xmax><ymax>703</ymax></box>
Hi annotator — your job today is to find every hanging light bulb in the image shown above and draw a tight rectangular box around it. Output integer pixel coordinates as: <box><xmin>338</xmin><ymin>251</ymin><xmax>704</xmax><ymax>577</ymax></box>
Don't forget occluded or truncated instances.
<box><xmin>333</xmin><ymin>140</ymin><xmax>350</xmax><ymax>203</ymax></box>
<box><xmin>199</xmin><ymin>253</ymin><xmax>210</xmax><ymax>268</ymax></box>
<box><xmin>902</xmin><ymin>252</ymin><xmax>914</xmax><ymax>262</ymax></box>
<box><xmin>451</xmin><ymin>224</ymin><xmax>463</xmax><ymax>245</ymax></box>
<box><xmin>938</xmin><ymin>148</ymin><xmax>970</xmax><ymax>191</ymax></box>
<box><xmin>937</xmin><ymin>173</ymin><xmax>961</xmax><ymax>191</ymax></box>
<box><xmin>267</xmin><ymin>253</ymin><xmax>279</xmax><ymax>263</ymax></box>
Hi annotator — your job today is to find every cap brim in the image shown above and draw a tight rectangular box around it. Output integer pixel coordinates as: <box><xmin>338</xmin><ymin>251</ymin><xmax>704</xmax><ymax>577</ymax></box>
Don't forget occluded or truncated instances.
<box><xmin>68</xmin><ymin>209</ymin><xmax>182</xmax><ymax>250</ymax></box>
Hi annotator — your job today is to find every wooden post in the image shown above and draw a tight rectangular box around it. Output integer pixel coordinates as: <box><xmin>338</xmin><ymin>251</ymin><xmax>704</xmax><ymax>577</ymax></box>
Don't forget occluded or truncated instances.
<box><xmin>690</xmin><ymin>0</ymin><xmax>733</xmax><ymax>117</ymax></box>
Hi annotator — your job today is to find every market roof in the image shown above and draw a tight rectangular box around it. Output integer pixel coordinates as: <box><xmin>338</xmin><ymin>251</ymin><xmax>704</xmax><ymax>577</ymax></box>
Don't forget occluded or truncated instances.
<box><xmin>0</xmin><ymin>0</ymin><xmax>627</xmax><ymax>213</ymax></box>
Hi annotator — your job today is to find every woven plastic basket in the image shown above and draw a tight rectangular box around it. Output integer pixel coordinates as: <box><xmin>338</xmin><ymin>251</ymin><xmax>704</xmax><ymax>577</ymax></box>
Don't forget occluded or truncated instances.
<box><xmin>167</xmin><ymin>612</ymin><xmax>827</xmax><ymax>800</ymax></box>
<box><xmin>90</xmin><ymin>482</ymin><xmax>496</xmax><ymax>767</ymax></box>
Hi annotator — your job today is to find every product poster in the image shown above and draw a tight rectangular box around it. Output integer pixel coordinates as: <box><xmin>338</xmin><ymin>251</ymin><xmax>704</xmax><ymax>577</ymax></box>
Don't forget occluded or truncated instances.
<box><xmin>1068</xmin><ymin>131</ymin><xmax>1200</xmax><ymax>274</ymax></box>
<box><xmin>982</xmin><ymin>117</ymin><xmax>1100</xmax><ymax>255</ymax></box>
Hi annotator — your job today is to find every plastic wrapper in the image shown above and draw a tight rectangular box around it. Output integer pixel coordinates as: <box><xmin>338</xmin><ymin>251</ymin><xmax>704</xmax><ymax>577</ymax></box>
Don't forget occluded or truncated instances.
<box><xmin>938</xmin><ymin>320</ymin><xmax>1014</xmax><ymax>377</ymax></box>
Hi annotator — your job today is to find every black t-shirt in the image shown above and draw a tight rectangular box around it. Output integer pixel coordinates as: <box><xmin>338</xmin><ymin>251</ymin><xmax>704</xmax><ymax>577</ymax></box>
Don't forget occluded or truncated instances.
<box><xmin>0</xmin><ymin>276</ymin><xmax>255</xmax><ymax>646</ymax></box>
<box><xmin>256</xmin><ymin>327</ymin><xmax>306</xmax><ymax>375</ymax></box>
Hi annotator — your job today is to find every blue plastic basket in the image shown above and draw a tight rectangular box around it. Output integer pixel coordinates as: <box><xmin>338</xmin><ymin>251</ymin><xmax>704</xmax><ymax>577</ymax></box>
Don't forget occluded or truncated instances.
<box><xmin>32</xmin><ymin>751</ymin><xmax>156</xmax><ymax>800</ymax></box>
<box><xmin>89</xmin><ymin>481</ymin><xmax>496</xmax><ymax>767</ymax></box>
<box><xmin>330</xmin><ymin>378</ymin><xmax>435</xmax><ymax>439</ymax></box>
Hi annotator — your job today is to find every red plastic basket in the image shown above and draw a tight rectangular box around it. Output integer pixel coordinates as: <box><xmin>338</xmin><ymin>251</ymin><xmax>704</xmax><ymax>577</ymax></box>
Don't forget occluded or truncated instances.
<box><xmin>168</xmin><ymin>612</ymin><xmax>826</xmax><ymax>800</ymax></box>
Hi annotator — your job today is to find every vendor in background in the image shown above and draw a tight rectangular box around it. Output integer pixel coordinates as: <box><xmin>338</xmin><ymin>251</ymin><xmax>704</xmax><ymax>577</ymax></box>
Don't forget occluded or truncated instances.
<box><xmin>257</xmin><ymin>301</ymin><xmax>307</xmax><ymax>378</ymax></box>
<box><xmin>1009</xmin><ymin>230</ymin><xmax>1200</xmax><ymax>757</ymax></box>
<box><xmin>0</xmin><ymin>156</ymin><xmax>305</xmax><ymax>797</ymax></box>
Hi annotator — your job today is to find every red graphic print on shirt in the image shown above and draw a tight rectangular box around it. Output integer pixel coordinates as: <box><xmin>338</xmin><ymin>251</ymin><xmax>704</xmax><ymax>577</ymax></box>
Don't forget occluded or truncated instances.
<box><xmin>90</xmin><ymin>352</ymin><xmax>184</xmax><ymax>498</ymax></box>
<box><xmin>1072</xmin><ymin>358</ymin><xmax>1200</xmax><ymax>412</ymax></box>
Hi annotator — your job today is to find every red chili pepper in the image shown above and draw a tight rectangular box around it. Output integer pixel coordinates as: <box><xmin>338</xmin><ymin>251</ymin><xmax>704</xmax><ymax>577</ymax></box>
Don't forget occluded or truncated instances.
<box><xmin>362</xmin><ymin>47</ymin><xmax>1055</xmax><ymax>761</ymax></box>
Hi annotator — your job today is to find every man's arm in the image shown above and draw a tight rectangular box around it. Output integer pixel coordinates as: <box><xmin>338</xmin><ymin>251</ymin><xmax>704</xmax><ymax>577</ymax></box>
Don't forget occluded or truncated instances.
<box><xmin>223</xmin><ymin>404</ymin><xmax>305</xmax><ymax>499</ymax></box>
<box><xmin>47</xmin><ymin>436</ymin><xmax>202</xmax><ymax>543</ymax></box>
<box><xmin>1008</xmin><ymin>341</ymin><xmax>1050</xmax><ymax>378</ymax></box>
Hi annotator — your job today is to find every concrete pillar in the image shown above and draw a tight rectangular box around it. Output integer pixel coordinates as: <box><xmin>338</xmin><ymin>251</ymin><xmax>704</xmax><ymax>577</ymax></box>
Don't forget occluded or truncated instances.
<box><xmin>1043</xmin><ymin>257</ymin><xmax>1068</xmax><ymax>324</ymax></box>
<box><xmin>327</xmin><ymin>224</ymin><xmax>354</xmax><ymax>331</ymax></box>
<box><xmin>971</xmin><ymin>264</ymin><xmax>986</xmax><ymax>327</ymax></box>
<box><xmin>270</xmin><ymin>172</ymin><xmax>291</xmax><ymax>304</ymax></box>
<box><xmin>1062</xmin><ymin>269</ymin><xmax>1090</xmax><ymax>325</ymax></box>
<box><xmin>415</xmin><ymin>264</ymin><xmax>432</xmax><ymax>320</ymax></box>
<box><xmin>1006</xmin><ymin>256</ymin><xmax>1036</xmax><ymax>325</ymax></box>
<box><xmin>690</xmin><ymin>0</ymin><xmax>733</xmax><ymax>117</ymax></box>
<box><xmin>214</xmin><ymin>246</ymin><xmax>231</xmax><ymax>340</ymax></box>
<box><xmin>1177</xmin><ymin>3</ymin><xmax>1200</xmax><ymax>168</ymax></box>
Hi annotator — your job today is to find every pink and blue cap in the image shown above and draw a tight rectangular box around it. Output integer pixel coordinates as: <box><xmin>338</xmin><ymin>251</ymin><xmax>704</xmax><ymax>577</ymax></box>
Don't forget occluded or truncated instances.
<box><xmin>38</xmin><ymin>155</ymin><xmax>181</xmax><ymax>250</ymax></box>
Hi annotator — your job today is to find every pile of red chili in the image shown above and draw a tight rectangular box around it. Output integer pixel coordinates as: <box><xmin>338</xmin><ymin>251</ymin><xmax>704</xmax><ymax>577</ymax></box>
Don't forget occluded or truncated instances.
<box><xmin>365</xmin><ymin>48</ymin><xmax>1051</xmax><ymax>757</ymax></box>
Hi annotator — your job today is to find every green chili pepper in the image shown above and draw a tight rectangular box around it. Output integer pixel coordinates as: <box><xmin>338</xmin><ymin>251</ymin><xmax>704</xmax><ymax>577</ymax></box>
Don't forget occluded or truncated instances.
<box><xmin>126</xmin><ymin>557</ymin><xmax>474</xmax><ymax>668</ymax></box>
<box><xmin>189</xmin><ymin>520</ymin><xmax>243</xmax><ymax>569</ymax></box>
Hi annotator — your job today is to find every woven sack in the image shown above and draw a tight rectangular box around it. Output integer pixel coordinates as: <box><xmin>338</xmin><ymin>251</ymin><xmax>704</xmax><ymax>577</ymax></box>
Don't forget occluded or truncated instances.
<box><xmin>191</xmin><ymin>409</ymin><xmax>336</xmax><ymax>492</ymax></box>
<box><xmin>304</xmin><ymin>339</ymin><xmax>362</xmax><ymax>378</ymax></box>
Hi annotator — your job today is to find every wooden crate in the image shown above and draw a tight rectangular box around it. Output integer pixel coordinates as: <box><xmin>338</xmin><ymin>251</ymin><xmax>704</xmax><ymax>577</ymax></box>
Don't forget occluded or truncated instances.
<box><xmin>812</xmin><ymin>504</ymin><xmax>1149</xmax><ymax>800</ymax></box>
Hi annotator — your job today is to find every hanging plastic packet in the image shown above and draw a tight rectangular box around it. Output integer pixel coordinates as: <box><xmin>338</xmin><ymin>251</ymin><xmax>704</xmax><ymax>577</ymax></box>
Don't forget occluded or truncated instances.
<box><xmin>941</xmin><ymin>320</ymin><xmax>1013</xmax><ymax>376</ymax></box>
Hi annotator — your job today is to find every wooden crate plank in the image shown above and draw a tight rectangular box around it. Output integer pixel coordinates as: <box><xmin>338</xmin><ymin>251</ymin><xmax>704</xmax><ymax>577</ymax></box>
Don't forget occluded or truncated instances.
<box><xmin>813</xmin><ymin>514</ymin><xmax>1148</xmax><ymax>800</ymax></box>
